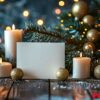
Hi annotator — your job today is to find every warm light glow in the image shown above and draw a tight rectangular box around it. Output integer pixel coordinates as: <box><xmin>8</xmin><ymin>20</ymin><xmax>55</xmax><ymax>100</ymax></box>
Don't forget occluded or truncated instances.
<box><xmin>0</xmin><ymin>58</ymin><xmax>2</xmax><ymax>63</ymax></box>
<box><xmin>60</xmin><ymin>20</ymin><xmax>64</xmax><ymax>23</ymax></box>
<box><xmin>68</xmin><ymin>13</ymin><xmax>72</xmax><ymax>17</ymax></box>
<box><xmin>70</xmin><ymin>26</ymin><xmax>73</xmax><ymax>28</ymax></box>
<box><xmin>60</xmin><ymin>24</ymin><xmax>64</xmax><ymax>27</ymax></box>
<box><xmin>23</xmin><ymin>10</ymin><xmax>30</xmax><ymax>17</ymax></box>
<box><xmin>84</xmin><ymin>28</ymin><xmax>88</xmax><ymax>31</ymax></box>
<box><xmin>37</xmin><ymin>19</ymin><xmax>44</xmax><ymax>26</ymax></box>
<box><xmin>59</xmin><ymin>1</ymin><xmax>65</xmax><ymax>7</ymax></box>
<box><xmin>81</xmin><ymin>35</ymin><xmax>84</xmax><ymax>38</ymax></box>
<box><xmin>0</xmin><ymin>0</ymin><xmax>5</xmax><ymax>2</ymax></box>
<box><xmin>12</xmin><ymin>24</ymin><xmax>15</xmax><ymax>30</ymax></box>
<box><xmin>80</xmin><ymin>21</ymin><xmax>84</xmax><ymax>24</ymax></box>
<box><xmin>54</xmin><ymin>8</ymin><xmax>61</xmax><ymax>15</ymax></box>
<box><xmin>64</xmin><ymin>28</ymin><xmax>69</xmax><ymax>30</ymax></box>
<box><xmin>73</xmin><ymin>0</ymin><xmax>79</xmax><ymax>2</ymax></box>
<box><xmin>80</xmin><ymin>52</ymin><xmax>82</xmax><ymax>57</ymax></box>
<box><xmin>6</xmin><ymin>26</ymin><xmax>11</xmax><ymax>30</ymax></box>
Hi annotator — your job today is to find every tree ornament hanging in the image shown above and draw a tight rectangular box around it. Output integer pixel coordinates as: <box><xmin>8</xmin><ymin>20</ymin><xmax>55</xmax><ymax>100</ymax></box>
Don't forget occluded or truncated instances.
<box><xmin>94</xmin><ymin>65</ymin><xmax>100</xmax><ymax>79</ymax></box>
<box><xmin>83</xmin><ymin>42</ymin><xmax>95</xmax><ymax>52</ymax></box>
<box><xmin>72</xmin><ymin>1</ymin><xmax>88</xmax><ymax>19</ymax></box>
<box><xmin>83</xmin><ymin>15</ymin><xmax>95</xmax><ymax>26</ymax></box>
<box><xmin>56</xmin><ymin>68</ymin><xmax>69</xmax><ymax>81</ymax></box>
<box><xmin>87</xmin><ymin>29</ymin><xmax>99</xmax><ymax>42</ymax></box>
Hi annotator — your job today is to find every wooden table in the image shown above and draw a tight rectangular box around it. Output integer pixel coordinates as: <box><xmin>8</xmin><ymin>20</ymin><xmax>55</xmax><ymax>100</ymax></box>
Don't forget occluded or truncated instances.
<box><xmin>0</xmin><ymin>78</ymin><xmax>100</xmax><ymax>100</ymax></box>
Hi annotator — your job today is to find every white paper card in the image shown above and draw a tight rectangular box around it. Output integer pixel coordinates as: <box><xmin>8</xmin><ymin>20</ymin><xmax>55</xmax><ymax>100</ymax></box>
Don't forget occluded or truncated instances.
<box><xmin>17</xmin><ymin>42</ymin><xmax>65</xmax><ymax>79</ymax></box>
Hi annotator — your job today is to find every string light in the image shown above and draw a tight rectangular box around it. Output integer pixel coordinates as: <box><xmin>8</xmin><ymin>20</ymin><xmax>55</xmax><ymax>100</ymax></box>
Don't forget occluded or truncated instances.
<box><xmin>37</xmin><ymin>19</ymin><xmax>44</xmax><ymax>26</ymax></box>
<box><xmin>23</xmin><ymin>10</ymin><xmax>30</xmax><ymax>17</ymax></box>
<box><xmin>84</xmin><ymin>28</ymin><xmax>88</xmax><ymax>31</ymax></box>
<box><xmin>0</xmin><ymin>0</ymin><xmax>5</xmax><ymax>2</ymax></box>
<box><xmin>60</xmin><ymin>24</ymin><xmax>64</xmax><ymax>27</ymax></box>
<box><xmin>81</xmin><ymin>35</ymin><xmax>84</xmax><ymax>38</ymax></box>
<box><xmin>83</xmin><ymin>31</ymin><xmax>86</xmax><ymax>34</ymax></box>
<box><xmin>73</xmin><ymin>0</ymin><xmax>79</xmax><ymax>2</ymax></box>
<box><xmin>6</xmin><ymin>26</ymin><xmax>11</xmax><ymax>30</ymax></box>
<box><xmin>60</xmin><ymin>20</ymin><xmax>64</xmax><ymax>23</ymax></box>
<box><xmin>64</xmin><ymin>28</ymin><xmax>69</xmax><ymax>30</ymax></box>
<box><xmin>80</xmin><ymin>21</ymin><xmax>84</xmax><ymax>24</ymax></box>
<box><xmin>54</xmin><ymin>8</ymin><xmax>61</xmax><ymax>15</ymax></box>
<box><xmin>59</xmin><ymin>1</ymin><xmax>65</xmax><ymax>7</ymax></box>
<box><xmin>68</xmin><ymin>13</ymin><xmax>72</xmax><ymax>17</ymax></box>
<box><xmin>70</xmin><ymin>26</ymin><xmax>73</xmax><ymax>28</ymax></box>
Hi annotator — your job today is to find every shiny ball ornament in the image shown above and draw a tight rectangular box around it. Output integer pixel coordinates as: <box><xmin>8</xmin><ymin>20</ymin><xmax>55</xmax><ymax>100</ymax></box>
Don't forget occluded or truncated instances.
<box><xmin>83</xmin><ymin>15</ymin><xmax>95</xmax><ymax>26</ymax></box>
<box><xmin>83</xmin><ymin>42</ymin><xmax>95</xmax><ymax>52</ymax></box>
<box><xmin>56</xmin><ymin>68</ymin><xmax>69</xmax><ymax>81</ymax></box>
<box><xmin>87</xmin><ymin>29</ymin><xmax>99</xmax><ymax>42</ymax></box>
<box><xmin>94</xmin><ymin>65</ymin><xmax>100</xmax><ymax>79</ymax></box>
<box><xmin>72</xmin><ymin>1</ymin><xmax>88</xmax><ymax>19</ymax></box>
<box><xmin>10</xmin><ymin>68</ymin><xmax>24</xmax><ymax>80</ymax></box>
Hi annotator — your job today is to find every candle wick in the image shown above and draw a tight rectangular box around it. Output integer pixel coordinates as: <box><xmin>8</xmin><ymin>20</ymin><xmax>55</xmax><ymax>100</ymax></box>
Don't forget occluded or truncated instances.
<box><xmin>12</xmin><ymin>24</ymin><xmax>15</xmax><ymax>30</ymax></box>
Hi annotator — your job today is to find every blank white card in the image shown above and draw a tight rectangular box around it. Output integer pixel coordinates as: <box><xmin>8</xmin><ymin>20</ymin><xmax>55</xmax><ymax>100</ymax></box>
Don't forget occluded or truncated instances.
<box><xmin>17</xmin><ymin>42</ymin><xmax>65</xmax><ymax>79</ymax></box>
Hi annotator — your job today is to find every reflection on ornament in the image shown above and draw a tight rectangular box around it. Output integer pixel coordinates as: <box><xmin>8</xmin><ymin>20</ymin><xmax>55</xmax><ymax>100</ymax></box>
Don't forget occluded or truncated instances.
<box><xmin>37</xmin><ymin>19</ymin><xmax>44</xmax><ymax>26</ymax></box>
<box><xmin>23</xmin><ymin>10</ymin><xmax>30</xmax><ymax>17</ymax></box>
<box><xmin>54</xmin><ymin>8</ymin><xmax>61</xmax><ymax>15</ymax></box>
<box><xmin>56</xmin><ymin>68</ymin><xmax>69</xmax><ymax>81</ymax></box>
<box><xmin>94</xmin><ymin>65</ymin><xmax>100</xmax><ymax>79</ymax></box>
<box><xmin>83</xmin><ymin>15</ymin><xmax>95</xmax><ymax>26</ymax></box>
<box><xmin>10</xmin><ymin>68</ymin><xmax>24</xmax><ymax>80</ymax></box>
<box><xmin>83</xmin><ymin>42</ymin><xmax>95</xmax><ymax>52</ymax></box>
<box><xmin>87</xmin><ymin>29</ymin><xmax>99</xmax><ymax>42</ymax></box>
<box><xmin>72</xmin><ymin>1</ymin><xmax>88</xmax><ymax>19</ymax></box>
<box><xmin>59</xmin><ymin>1</ymin><xmax>65</xmax><ymax>7</ymax></box>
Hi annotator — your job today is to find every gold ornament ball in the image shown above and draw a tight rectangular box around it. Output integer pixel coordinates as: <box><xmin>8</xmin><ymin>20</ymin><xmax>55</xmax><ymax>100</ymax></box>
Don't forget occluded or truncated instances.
<box><xmin>87</xmin><ymin>29</ymin><xmax>99</xmax><ymax>42</ymax></box>
<box><xmin>56</xmin><ymin>68</ymin><xmax>69</xmax><ymax>81</ymax></box>
<box><xmin>10</xmin><ymin>68</ymin><xmax>24</xmax><ymax>80</ymax></box>
<box><xmin>83</xmin><ymin>15</ymin><xmax>95</xmax><ymax>26</ymax></box>
<box><xmin>72</xmin><ymin>1</ymin><xmax>88</xmax><ymax>19</ymax></box>
<box><xmin>94</xmin><ymin>65</ymin><xmax>100</xmax><ymax>79</ymax></box>
<box><xmin>83</xmin><ymin>42</ymin><xmax>95</xmax><ymax>52</ymax></box>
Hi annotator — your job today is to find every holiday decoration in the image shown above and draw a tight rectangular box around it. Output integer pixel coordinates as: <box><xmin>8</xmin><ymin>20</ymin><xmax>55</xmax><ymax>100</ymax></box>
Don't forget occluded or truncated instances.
<box><xmin>87</xmin><ymin>29</ymin><xmax>99</xmax><ymax>42</ymax></box>
<box><xmin>83</xmin><ymin>15</ymin><xmax>95</xmax><ymax>26</ymax></box>
<box><xmin>56</xmin><ymin>68</ymin><xmax>69</xmax><ymax>81</ymax></box>
<box><xmin>94</xmin><ymin>65</ymin><xmax>100</xmax><ymax>79</ymax></box>
<box><xmin>10</xmin><ymin>68</ymin><xmax>24</xmax><ymax>80</ymax></box>
<box><xmin>83</xmin><ymin>42</ymin><xmax>95</xmax><ymax>52</ymax></box>
<box><xmin>72</xmin><ymin>1</ymin><xmax>88</xmax><ymax>19</ymax></box>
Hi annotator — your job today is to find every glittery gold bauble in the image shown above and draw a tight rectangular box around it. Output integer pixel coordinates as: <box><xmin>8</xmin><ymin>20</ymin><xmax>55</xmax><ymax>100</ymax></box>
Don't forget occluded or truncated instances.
<box><xmin>10</xmin><ymin>68</ymin><xmax>24</xmax><ymax>80</ymax></box>
<box><xmin>94</xmin><ymin>65</ymin><xmax>100</xmax><ymax>79</ymax></box>
<box><xmin>83</xmin><ymin>42</ymin><xmax>95</xmax><ymax>52</ymax></box>
<box><xmin>83</xmin><ymin>15</ymin><xmax>95</xmax><ymax>26</ymax></box>
<box><xmin>72</xmin><ymin>1</ymin><xmax>88</xmax><ymax>19</ymax></box>
<box><xmin>56</xmin><ymin>68</ymin><xmax>69</xmax><ymax>81</ymax></box>
<box><xmin>87</xmin><ymin>29</ymin><xmax>99</xmax><ymax>42</ymax></box>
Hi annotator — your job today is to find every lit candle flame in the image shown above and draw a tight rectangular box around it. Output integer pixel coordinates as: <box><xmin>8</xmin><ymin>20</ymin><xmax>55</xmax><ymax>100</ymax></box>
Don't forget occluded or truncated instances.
<box><xmin>0</xmin><ymin>58</ymin><xmax>2</xmax><ymax>63</ymax></box>
<box><xmin>80</xmin><ymin>52</ymin><xmax>82</xmax><ymax>57</ymax></box>
<box><xmin>12</xmin><ymin>24</ymin><xmax>15</xmax><ymax>30</ymax></box>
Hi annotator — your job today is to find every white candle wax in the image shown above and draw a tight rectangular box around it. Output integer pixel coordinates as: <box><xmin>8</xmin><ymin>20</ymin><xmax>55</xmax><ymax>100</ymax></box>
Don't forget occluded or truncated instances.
<box><xmin>72</xmin><ymin>56</ymin><xmax>91</xmax><ymax>79</ymax></box>
<box><xmin>0</xmin><ymin>62</ymin><xmax>12</xmax><ymax>77</ymax></box>
<box><xmin>4</xmin><ymin>25</ymin><xmax>23</xmax><ymax>59</ymax></box>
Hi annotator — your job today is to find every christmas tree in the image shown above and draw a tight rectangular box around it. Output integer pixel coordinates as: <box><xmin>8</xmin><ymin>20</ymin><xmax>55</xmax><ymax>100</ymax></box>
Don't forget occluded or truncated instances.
<box><xmin>23</xmin><ymin>0</ymin><xmax>100</xmax><ymax>74</ymax></box>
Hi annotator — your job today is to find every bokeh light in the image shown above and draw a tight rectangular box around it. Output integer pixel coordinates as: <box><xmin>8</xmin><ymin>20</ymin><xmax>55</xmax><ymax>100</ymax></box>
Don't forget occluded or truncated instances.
<box><xmin>59</xmin><ymin>1</ymin><xmax>65</xmax><ymax>7</ymax></box>
<box><xmin>54</xmin><ymin>8</ymin><xmax>61</xmax><ymax>15</ymax></box>
<box><xmin>23</xmin><ymin>10</ymin><xmax>30</xmax><ymax>17</ymax></box>
<box><xmin>73</xmin><ymin>0</ymin><xmax>79</xmax><ymax>2</ymax></box>
<box><xmin>37</xmin><ymin>19</ymin><xmax>44</xmax><ymax>26</ymax></box>
<box><xmin>6</xmin><ymin>26</ymin><xmax>11</xmax><ymax>30</ymax></box>
<box><xmin>0</xmin><ymin>0</ymin><xmax>5</xmax><ymax>2</ymax></box>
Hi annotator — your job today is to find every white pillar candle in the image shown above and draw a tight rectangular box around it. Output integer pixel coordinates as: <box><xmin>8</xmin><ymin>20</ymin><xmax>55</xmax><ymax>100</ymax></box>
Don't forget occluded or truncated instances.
<box><xmin>0</xmin><ymin>58</ymin><xmax>12</xmax><ymax>77</ymax></box>
<box><xmin>4</xmin><ymin>24</ymin><xmax>23</xmax><ymax>60</ymax></box>
<box><xmin>72</xmin><ymin>53</ymin><xmax>91</xmax><ymax>79</ymax></box>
